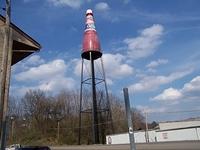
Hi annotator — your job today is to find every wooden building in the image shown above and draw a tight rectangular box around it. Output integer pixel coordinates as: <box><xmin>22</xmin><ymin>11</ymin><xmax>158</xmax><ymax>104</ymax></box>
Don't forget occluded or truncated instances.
<box><xmin>0</xmin><ymin>15</ymin><xmax>41</xmax><ymax>66</ymax></box>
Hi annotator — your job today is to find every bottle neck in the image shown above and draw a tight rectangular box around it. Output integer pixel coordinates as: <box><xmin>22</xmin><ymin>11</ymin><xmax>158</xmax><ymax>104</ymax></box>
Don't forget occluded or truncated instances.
<box><xmin>85</xmin><ymin>14</ymin><xmax>96</xmax><ymax>31</ymax></box>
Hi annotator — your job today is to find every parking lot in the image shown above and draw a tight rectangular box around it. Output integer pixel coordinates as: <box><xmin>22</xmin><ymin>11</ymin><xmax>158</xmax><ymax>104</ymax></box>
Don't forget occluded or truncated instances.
<box><xmin>51</xmin><ymin>141</ymin><xmax>200</xmax><ymax>150</ymax></box>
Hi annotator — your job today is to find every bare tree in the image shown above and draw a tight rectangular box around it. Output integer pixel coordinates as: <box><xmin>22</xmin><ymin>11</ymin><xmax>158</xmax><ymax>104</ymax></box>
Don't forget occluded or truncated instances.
<box><xmin>22</xmin><ymin>90</ymin><xmax>50</xmax><ymax>134</ymax></box>
<box><xmin>8</xmin><ymin>89</ymin><xmax>145</xmax><ymax>145</ymax></box>
<box><xmin>131</xmin><ymin>108</ymin><xmax>145</xmax><ymax>130</ymax></box>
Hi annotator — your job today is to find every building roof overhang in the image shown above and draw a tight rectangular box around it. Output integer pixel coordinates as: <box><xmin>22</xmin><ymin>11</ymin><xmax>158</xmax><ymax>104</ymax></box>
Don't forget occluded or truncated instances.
<box><xmin>0</xmin><ymin>15</ymin><xmax>41</xmax><ymax>65</ymax></box>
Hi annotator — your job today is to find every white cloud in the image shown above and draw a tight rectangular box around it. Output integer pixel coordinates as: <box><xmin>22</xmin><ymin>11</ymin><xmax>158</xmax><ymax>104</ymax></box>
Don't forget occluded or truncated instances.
<box><xmin>152</xmin><ymin>76</ymin><xmax>200</xmax><ymax>104</ymax></box>
<box><xmin>102</xmin><ymin>53</ymin><xmax>134</xmax><ymax>79</ymax></box>
<box><xmin>124</xmin><ymin>24</ymin><xmax>164</xmax><ymax>59</ymax></box>
<box><xmin>10</xmin><ymin>86</ymin><xmax>32</xmax><ymax>97</ymax></box>
<box><xmin>129</xmin><ymin>69</ymin><xmax>193</xmax><ymax>93</ymax></box>
<box><xmin>25</xmin><ymin>55</ymin><xmax>45</xmax><ymax>66</ymax></box>
<box><xmin>12</xmin><ymin>55</ymin><xmax>45</xmax><ymax>72</ymax></box>
<box><xmin>73</xmin><ymin>53</ymin><xmax>134</xmax><ymax>80</ymax></box>
<box><xmin>152</xmin><ymin>88</ymin><xmax>183</xmax><ymax>102</ymax></box>
<box><xmin>95</xmin><ymin>2</ymin><xmax>110</xmax><ymax>11</ymax></box>
<box><xmin>11</xmin><ymin>76</ymin><xmax>75</xmax><ymax>96</ymax></box>
<box><xmin>146</xmin><ymin>68</ymin><xmax>157</xmax><ymax>73</ymax></box>
<box><xmin>47</xmin><ymin>0</ymin><xmax>83</xmax><ymax>8</ymax></box>
<box><xmin>37</xmin><ymin>76</ymin><xmax>75</xmax><ymax>92</ymax></box>
<box><xmin>15</xmin><ymin>59</ymin><xmax>66</xmax><ymax>81</ymax></box>
<box><xmin>146</xmin><ymin>59</ymin><xmax>168</xmax><ymax>68</ymax></box>
<box><xmin>182</xmin><ymin>76</ymin><xmax>200</xmax><ymax>93</ymax></box>
<box><xmin>13</xmin><ymin>59</ymin><xmax>76</xmax><ymax>96</ymax></box>
<box><xmin>24</xmin><ymin>0</ymin><xmax>86</xmax><ymax>8</ymax></box>
<box><xmin>106</xmin><ymin>78</ymin><xmax>113</xmax><ymax>85</ymax></box>
<box><xmin>73</xmin><ymin>59</ymin><xmax>83</xmax><ymax>77</ymax></box>
<box><xmin>136</xmin><ymin>105</ymin><xmax>167</xmax><ymax>113</ymax></box>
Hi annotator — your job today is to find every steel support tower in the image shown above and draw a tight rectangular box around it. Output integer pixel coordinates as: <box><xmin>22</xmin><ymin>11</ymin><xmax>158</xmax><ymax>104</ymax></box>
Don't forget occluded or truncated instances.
<box><xmin>78</xmin><ymin>9</ymin><xmax>113</xmax><ymax>145</ymax></box>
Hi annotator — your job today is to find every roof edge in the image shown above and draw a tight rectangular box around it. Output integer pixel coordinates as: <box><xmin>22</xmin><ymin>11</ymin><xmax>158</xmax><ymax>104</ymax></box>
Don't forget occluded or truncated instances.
<box><xmin>0</xmin><ymin>14</ymin><xmax>41</xmax><ymax>50</ymax></box>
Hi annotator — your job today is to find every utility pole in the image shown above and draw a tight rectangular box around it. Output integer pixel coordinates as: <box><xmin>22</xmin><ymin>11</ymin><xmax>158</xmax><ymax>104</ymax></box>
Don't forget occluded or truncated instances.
<box><xmin>0</xmin><ymin>0</ymin><xmax>12</xmax><ymax>149</ymax></box>
<box><xmin>123</xmin><ymin>88</ymin><xmax>136</xmax><ymax>150</ymax></box>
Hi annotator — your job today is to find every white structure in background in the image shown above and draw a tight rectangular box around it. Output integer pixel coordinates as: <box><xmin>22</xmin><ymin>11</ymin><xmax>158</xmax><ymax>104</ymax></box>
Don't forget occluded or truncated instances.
<box><xmin>157</xmin><ymin>120</ymin><xmax>200</xmax><ymax>142</ymax></box>
<box><xmin>106</xmin><ymin>130</ymin><xmax>156</xmax><ymax>144</ymax></box>
<box><xmin>106</xmin><ymin>120</ymin><xmax>200</xmax><ymax>144</ymax></box>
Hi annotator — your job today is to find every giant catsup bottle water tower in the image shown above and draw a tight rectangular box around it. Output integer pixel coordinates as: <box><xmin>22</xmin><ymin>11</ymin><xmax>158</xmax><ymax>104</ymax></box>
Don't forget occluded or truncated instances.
<box><xmin>82</xmin><ymin>9</ymin><xmax>102</xmax><ymax>60</ymax></box>
<box><xmin>78</xmin><ymin>9</ymin><xmax>113</xmax><ymax>144</ymax></box>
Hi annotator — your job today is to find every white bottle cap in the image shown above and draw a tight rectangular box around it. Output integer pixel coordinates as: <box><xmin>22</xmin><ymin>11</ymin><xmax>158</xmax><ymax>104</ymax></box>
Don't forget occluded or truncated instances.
<box><xmin>86</xmin><ymin>9</ymin><xmax>93</xmax><ymax>15</ymax></box>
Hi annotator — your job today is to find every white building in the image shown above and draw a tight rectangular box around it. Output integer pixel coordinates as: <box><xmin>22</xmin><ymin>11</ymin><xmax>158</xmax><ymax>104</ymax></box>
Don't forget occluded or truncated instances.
<box><xmin>106</xmin><ymin>120</ymin><xmax>200</xmax><ymax>144</ymax></box>
<box><xmin>156</xmin><ymin>120</ymin><xmax>200</xmax><ymax>142</ymax></box>
<box><xmin>159</xmin><ymin>120</ymin><xmax>200</xmax><ymax>130</ymax></box>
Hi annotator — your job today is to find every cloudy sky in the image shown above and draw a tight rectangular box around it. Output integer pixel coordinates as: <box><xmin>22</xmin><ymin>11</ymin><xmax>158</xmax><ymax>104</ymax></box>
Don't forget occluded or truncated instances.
<box><xmin>7</xmin><ymin>0</ymin><xmax>200</xmax><ymax>121</ymax></box>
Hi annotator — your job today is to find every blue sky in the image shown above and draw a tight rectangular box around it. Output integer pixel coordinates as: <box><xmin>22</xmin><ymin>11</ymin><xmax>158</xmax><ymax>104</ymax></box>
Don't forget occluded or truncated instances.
<box><xmin>6</xmin><ymin>0</ymin><xmax>200</xmax><ymax>121</ymax></box>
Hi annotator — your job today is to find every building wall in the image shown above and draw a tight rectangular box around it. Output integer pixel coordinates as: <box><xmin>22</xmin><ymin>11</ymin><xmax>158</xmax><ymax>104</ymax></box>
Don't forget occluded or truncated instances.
<box><xmin>159</xmin><ymin>121</ymin><xmax>200</xmax><ymax>130</ymax></box>
<box><xmin>148</xmin><ymin>130</ymin><xmax>157</xmax><ymax>142</ymax></box>
<box><xmin>134</xmin><ymin>132</ymin><xmax>145</xmax><ymax>143</ymax></box>
<box><xmin>156</xmin><ymin>128</ymin><xmax>200</xmax><ymax>142</ymax></box>
<box><xmin>106</xmin><ymin>128</ymin><xmax>200</xmax><ymax>144</ymax></box>
<box><xmin>197</xmin><ymin>128</ymin><xmax>200</xmax><ymax>140</ymax></box>
<box><xmin>106</xmin><ymin>133</ymin><xmax>129</xmax><ymax>144</ymax></box>
<box><xmin>106</xmin><ymin>130</ymin><xmax>157</xmax><ymax>144</ymax></box>
<box><xmin>106</xmin><ymin>121</ymin><xmax>200</xmax><ymax>145</ymax></box>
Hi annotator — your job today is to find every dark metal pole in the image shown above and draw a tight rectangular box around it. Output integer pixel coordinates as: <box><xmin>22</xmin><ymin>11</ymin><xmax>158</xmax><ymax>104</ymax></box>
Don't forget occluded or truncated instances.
<box><xmin>78</xmin><ymin>59</ymin><xmax>84</xmax><ymax>145</ymax></box>
<box><xmin>90</xmin><ymin>52</ymin><xmax>99</xmax><ymax>144</ymax></box>
<box><xmin>0</xmin><ymin>0</ymin><xmax>12</xmax><ymax>149</ymax></box>
<box><xmin>123</xmin><ymin>88</ymin><xmax>136</xmax><ymax>150</ymax></box>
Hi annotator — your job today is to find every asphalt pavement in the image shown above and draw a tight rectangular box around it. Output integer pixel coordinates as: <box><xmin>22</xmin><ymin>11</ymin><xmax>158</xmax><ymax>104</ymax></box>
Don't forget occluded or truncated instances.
<box><xmin>51</xmin><ymin>141</ymin><xmax>200</xmax><ymax>150</ymax></box>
